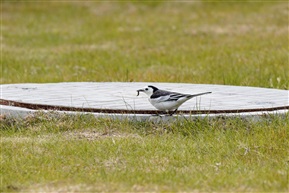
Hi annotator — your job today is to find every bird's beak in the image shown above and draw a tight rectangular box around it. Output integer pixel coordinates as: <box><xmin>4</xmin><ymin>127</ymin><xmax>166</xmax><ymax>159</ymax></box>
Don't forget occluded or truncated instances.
<box><xmin>137</xmin><ymin>89</ymin><xmax>144</xmax><ymax>96</ymax></box>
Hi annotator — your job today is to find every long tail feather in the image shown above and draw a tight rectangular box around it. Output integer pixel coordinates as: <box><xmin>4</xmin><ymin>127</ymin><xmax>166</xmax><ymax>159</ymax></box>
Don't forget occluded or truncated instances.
<box><xmin>188</xmin><ymin>92</ymin><xmax>212</xmax><ymax>98</ymax></box>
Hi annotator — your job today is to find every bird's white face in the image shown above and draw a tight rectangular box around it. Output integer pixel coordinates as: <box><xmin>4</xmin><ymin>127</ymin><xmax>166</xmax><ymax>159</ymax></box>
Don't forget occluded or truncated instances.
<box><xmin>137</xmin><ymin>86</ymin><xmax>154</xmax><ymax>97</ymax></box>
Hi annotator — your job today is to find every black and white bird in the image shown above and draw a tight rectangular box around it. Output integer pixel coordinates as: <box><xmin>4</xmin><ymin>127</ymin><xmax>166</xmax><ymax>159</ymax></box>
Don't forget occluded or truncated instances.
<box><xmin>137</xmin><ymin>85</ymin><xmax>211</xmax><ymax>115</ymax></box>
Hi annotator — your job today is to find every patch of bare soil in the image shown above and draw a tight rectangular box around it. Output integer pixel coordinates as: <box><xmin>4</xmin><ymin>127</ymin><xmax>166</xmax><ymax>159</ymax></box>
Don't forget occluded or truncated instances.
<box><xmin>64</xmin><ymin>130</ymin><xmax>142</xmax><ymax>141</ymax></box>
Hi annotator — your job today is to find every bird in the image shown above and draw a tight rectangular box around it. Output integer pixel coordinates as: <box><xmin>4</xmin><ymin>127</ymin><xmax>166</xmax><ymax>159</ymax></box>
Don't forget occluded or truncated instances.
<box><xmin>137</xmin><ymin>85</ymin><xmax>212</xmax><ymax>115</ymax></box>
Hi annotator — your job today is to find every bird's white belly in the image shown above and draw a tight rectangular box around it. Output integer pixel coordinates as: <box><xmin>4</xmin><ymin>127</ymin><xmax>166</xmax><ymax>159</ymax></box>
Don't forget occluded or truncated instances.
<box><xmin>149</xmin><ymin>99</ymin><xmax>180</xmax><ymax>111</ymax></box>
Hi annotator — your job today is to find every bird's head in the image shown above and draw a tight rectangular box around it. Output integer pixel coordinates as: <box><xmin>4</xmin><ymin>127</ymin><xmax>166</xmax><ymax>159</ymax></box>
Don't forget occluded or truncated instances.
<box><xmin>137</xmin><ymin>85</ymin><xmax>158</xmax><ymax>97</ymax></box>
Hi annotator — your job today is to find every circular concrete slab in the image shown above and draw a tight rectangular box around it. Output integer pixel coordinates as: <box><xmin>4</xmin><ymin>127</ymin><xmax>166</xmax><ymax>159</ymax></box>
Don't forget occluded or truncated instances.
<box><xmin>1</xmin><ymin>82</ymin><xmax>288</xmax><ymax>120</ymax></box>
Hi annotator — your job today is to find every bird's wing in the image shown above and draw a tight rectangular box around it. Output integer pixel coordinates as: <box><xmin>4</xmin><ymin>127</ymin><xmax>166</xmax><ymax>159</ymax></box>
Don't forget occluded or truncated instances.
<box><xmin>152</xmin><ymin>95</ymin><xmax>171</xmax><ymax>102</ymax></box>
<box><xmin>167</xmin><ymin>93</ymin><xmax>189</xmax><ymax>101</ymax></box>
<box><xmin>151</xmin><ymin>90</ymin><xmax>189</xmax><ymax>102</ymax></box>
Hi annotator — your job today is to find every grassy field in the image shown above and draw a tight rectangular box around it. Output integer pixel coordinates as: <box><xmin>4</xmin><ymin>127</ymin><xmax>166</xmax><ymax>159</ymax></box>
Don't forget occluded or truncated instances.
<box><xmin>1</xmin><ymin>1</ymin><xmax>289</xmax><ymax>192</ymax></box>
<box><xmin>1</xmin><ymin>114</ymin><xmax>289</xmax><ymax>192</ymax></box>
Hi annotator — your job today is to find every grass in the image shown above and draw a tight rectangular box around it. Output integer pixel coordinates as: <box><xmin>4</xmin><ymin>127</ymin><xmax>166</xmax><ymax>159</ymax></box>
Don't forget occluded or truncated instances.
<box><xmin>1</xmin><ymin>114</ymin><xmax>289</xmax><ymax>192</ymax></box>
<box><xmin>1</xmin><ymin>1</ymin><xmax>289</xmax><ymax>192</ymax></box>
<box><xmin>1</xmin><ymin>1</ymin><xmax>288</xmax><ymax>88</ymax></box>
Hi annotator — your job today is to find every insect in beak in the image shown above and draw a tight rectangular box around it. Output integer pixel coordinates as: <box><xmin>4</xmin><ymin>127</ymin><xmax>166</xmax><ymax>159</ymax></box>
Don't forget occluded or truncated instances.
<box><xmin>136</xmin><ymin>89</ymin><xmax>144</xmax><ymax>96</ymax></box>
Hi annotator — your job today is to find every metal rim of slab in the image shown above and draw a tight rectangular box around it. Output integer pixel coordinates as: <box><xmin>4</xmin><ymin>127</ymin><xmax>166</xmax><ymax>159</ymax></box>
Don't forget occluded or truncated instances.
<box><xmin>1</xmin><ymin>82</ymin><xmax>288</xmax><ymax>120</ymax></box>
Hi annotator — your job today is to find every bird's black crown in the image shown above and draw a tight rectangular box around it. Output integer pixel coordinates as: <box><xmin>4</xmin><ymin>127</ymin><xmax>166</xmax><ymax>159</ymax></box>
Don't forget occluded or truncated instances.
<box><xmin>148</xmin><ymin>85</ymin><xmax>159</xmax><ymax>92</ymax></box>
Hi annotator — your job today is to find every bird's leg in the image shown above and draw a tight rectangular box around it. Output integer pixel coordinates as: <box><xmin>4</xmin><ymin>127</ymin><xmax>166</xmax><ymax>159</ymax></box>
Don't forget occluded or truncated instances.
<box><xmin>169</xmin><ymin>109</ymin><xmax>178</xmax><ymax>116</ymax></box>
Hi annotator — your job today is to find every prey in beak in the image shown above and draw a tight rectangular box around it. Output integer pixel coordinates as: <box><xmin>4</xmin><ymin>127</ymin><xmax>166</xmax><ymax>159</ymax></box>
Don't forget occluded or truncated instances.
<box><xmin>136</xmin><ymin>89</ymin><xmax>144</xmax><ymax>96</ymax></box>
<box><xmin>136</xmin><ymin>86</ymin><xmax>155</xmax><ymax>97</ymax></box>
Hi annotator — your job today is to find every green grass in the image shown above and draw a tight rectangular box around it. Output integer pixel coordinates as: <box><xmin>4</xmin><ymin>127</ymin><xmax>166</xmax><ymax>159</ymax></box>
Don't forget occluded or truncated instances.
<box><xmin>1</xmin><ymin>114</ymin><xmax>289</xmax><ymax>192</ymax></box>
<box><xmin>1</xmin><ymin>1</ymin><xmax>288</xmax><ymax>88</ymax></box>
<box><xmin>1</xmin><ymin>1</ymin><xmax>289</xmax><ymax>192</ymax></box>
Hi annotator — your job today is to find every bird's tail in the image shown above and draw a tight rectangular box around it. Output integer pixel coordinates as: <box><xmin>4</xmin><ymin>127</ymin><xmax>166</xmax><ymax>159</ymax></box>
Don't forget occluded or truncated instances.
<box><xmin>188</xmin><ymin>92</ymin><xmax>212</xmax><ymax>98</ymax></box>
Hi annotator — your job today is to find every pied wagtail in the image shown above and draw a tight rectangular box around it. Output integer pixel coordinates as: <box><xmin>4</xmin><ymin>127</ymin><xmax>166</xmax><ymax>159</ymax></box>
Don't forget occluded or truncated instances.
<box><xmin>137</xmin><ymin>85</ymin><xmax>211</xmax><ymax>115</ymax></box>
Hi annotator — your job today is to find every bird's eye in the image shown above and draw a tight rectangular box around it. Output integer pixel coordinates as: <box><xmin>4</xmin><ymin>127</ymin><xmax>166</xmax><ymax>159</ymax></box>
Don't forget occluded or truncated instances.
<box><xmin>145</xmin><ymin>88</ymin><xmax>148</xmax><ymax>91</ymax></box>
